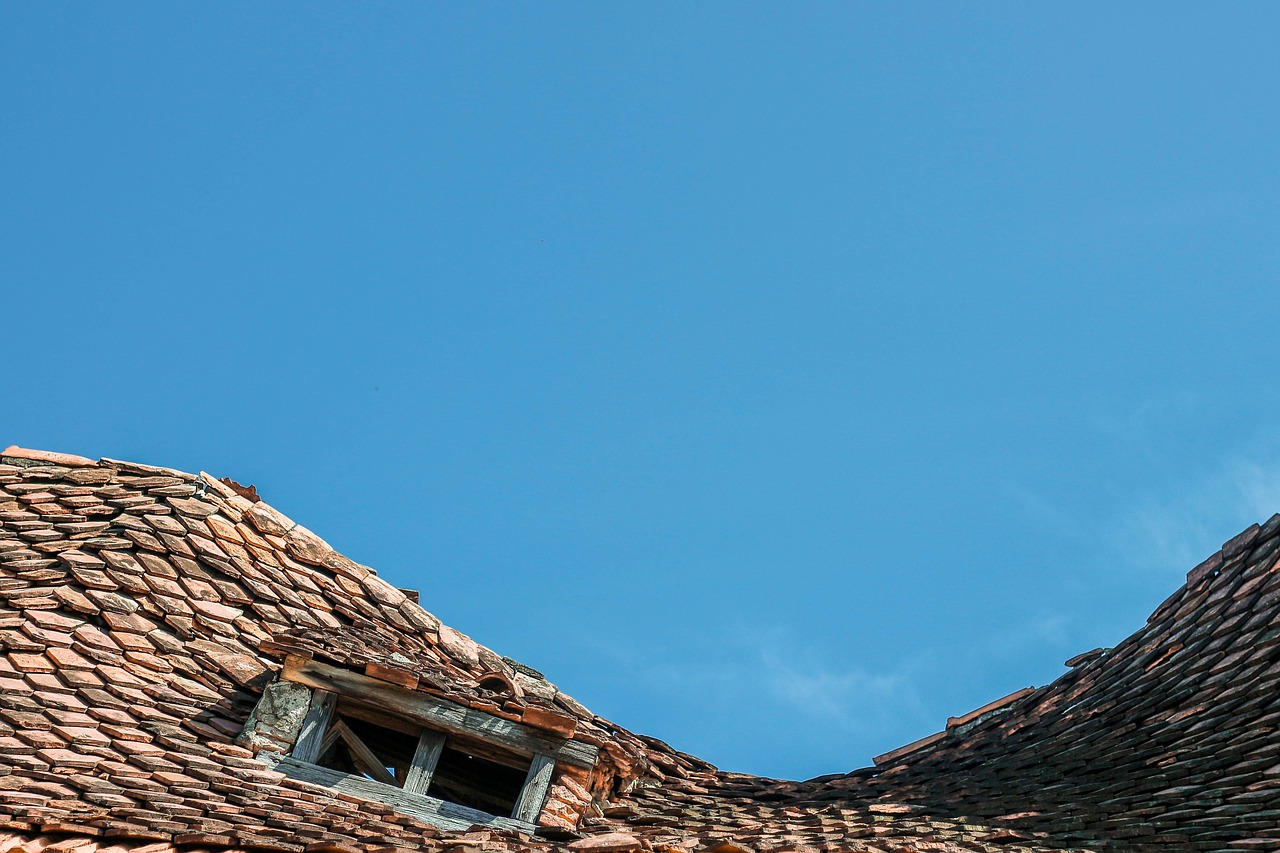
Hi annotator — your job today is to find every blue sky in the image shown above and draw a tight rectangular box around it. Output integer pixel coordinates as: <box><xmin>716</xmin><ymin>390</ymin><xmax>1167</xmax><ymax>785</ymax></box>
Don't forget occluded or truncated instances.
<box><xmin>6</xmin><ymin>4</ymin><xmax>1280</xmax><ymax>779</ymax></box>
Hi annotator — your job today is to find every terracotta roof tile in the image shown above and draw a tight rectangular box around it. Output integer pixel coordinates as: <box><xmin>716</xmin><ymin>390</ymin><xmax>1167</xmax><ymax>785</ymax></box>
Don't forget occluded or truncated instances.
<box><xmin>12</xmin><ymin>447</ymin><xmax>1280</xmax><ymax>851</ymax></box>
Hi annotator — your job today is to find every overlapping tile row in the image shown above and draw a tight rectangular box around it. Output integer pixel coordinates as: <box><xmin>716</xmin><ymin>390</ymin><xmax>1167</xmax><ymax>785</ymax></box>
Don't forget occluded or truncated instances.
<box><xmin>733</xmin><ymin>513</ymin><xmax>1280</xmax><ymax>850</ymax></box>
<box><xmin>15</xmin><ymin>442</ymin><xmax>1280</xmax><ymax>851</ymax></box>
<box><xmin>0</xmin><ymin>447</ymin><xmax>623</xmax><ymax>853</ymax></box>
<box><xmin>582</xmin><ymin>739</ymin><xmax>1086</xmax><ymax>852</ymax></box>
<box><xmin>1</xmin><ymin>446</ymin><xmax>1043</xmax><ymax>853</ymax></box>
<box><xmin>586</xmin><ymin>778</ymin><xmax>1072</xmax><ymax>853</ymax></box>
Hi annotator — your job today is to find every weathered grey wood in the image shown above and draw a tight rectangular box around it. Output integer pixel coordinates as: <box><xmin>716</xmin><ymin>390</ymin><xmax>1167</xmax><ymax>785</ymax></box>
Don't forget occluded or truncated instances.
<box><xmin>402</xmin><ymin>729</ymin><xmax>446</xmax><ymax>794</ymax></box>
<box><xmin>283</xmin><ymin>657</ymin><xmax>598</xmax><ymax>768</ymax></box>
<box><xmin>512</xmin><ymin>753</ymin><xmax>555</xmax><ymax>823</ymax></box>
<box><xmin>267</xmin><ymin>755</ymin><xmax>536</xmax><ymax>835</ymax></box>
<box><xmin>292</xmin><ymin>689</ymin><xmax>336</xmax><ymax>764</ymax></box>
<box><xmin>337</xmin><ymin>699</ymin><xmax>422</xmax><ymax>737</ymax></box>
<box><xmin>330</xmin><ymin>719</ymin><xmax>399</xmax><ymax>786</ymax></box>
<box><xmin>431</xmin><ymin>728</ymin><xmax>528</xmax><ymax>771</ymax></box>
<box><xmin>318</xmin><ymin>725</ymin><xmax>341</xmax><ymax>758</ymax></box>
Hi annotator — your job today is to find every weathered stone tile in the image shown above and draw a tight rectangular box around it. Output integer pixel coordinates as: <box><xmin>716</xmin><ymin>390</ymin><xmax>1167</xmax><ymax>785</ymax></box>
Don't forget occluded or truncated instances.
<box><xmin>11</xmin><ymin>449</ymin><xmax>1280</xmax><ymax>853</ymax></box>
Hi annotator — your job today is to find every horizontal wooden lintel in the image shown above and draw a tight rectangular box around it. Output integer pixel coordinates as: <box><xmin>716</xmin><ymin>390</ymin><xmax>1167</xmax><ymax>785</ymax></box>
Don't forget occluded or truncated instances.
<box><xmin>281</xmin><ymin>656</ymin><xmax>599</xmax><ymax>769</ymax></box>
<box><xmin>264</xmin><ymin>753</ymin><xmax>536</xmax><ymax>834</ymax></box>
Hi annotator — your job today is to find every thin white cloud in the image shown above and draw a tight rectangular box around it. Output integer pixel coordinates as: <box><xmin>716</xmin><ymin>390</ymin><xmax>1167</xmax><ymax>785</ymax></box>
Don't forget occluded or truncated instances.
<box><xmin>633</xmin><ymin>630</ymin><xmax>928</xmax><ymax>735</ymax></box>
<box><xmin>1112</xmin><ymin>447</ymin><xmax>1280</xmax><ymax>574</ymax></box>
<box><xmin>755</xmin><ymin>646</ymin><xmax>923</xmax><ymax>730</ymax></box>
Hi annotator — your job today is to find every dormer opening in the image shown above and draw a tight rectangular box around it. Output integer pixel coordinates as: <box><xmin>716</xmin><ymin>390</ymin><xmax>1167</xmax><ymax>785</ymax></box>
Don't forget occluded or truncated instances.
<box><xmin>315</xmin><ymin>711</ymin><xmax>419</xmax><ymax>786</ymax></box>
<box><xmin>246</xmin><ymin>656</ymin><xmax>599</xmax><ymax>834</ymax></box>
<box><xmin>310</xmin><ymin>695</ymin><xmax>538</xmax><ymax>815</ymax></box>
<box><xmin>430</xmin><ymin>735</ymin><xmax>529</xmax><ymax>815</ymax></box>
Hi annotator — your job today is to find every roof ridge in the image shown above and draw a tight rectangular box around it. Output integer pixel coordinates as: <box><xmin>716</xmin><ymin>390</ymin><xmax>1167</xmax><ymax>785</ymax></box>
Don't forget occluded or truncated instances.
<box><xmin>7</xmin><ymin>446</ymin><xmax>1280</xmax><ymax>851</ymax></box>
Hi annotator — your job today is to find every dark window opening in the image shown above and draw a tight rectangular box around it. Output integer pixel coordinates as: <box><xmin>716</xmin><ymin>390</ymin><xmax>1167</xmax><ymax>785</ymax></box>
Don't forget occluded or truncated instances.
<box><xmin>316</xmin><ymin>714</ymin><xmax>419</xmax><ymax>787</ymax></box>
<box><xmin>285</xmin><ymin>686</ymin><xmax>564</xmax><ymax>829</ymax></box>
<box><xmin>428</xmin><ymin>741</ymin><xmax>529</xmax><ymax>816</ymax></box>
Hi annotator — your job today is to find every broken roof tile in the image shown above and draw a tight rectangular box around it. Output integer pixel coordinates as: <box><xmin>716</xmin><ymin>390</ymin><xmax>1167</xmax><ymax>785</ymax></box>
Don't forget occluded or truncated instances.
<box><xmin>2</xmin><ymin>448</ymin><xmax>96</xmax><ymax>468</ymax></box>
<box><xmin>9</xmin><ymin>448</ymin><xmax>1280</xmax><ymax>853</ymax></box>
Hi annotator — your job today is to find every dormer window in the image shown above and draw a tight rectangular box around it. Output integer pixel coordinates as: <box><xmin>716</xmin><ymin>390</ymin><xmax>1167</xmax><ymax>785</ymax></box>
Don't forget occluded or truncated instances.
<box><xmin>253</xmin><ymin>655</ymin><xmax>593</xmax><ymax>834</ymax></box>
<box><xmin>302</xmin><ymin>695</ymin><xmax>548</xmax><ymax>819</ymax></box>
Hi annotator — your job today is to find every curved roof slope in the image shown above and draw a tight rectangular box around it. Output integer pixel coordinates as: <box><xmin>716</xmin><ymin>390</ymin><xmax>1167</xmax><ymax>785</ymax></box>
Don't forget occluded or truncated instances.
<box><xmin>784</xmin><ymin>514</ymin><xmax>1280</xmax><ymax>849</ymax></box>
<box><xmin>637</xmin><ymin>522</ymin><xmax>1280</xmax><ymax>852</ymax></box>
<box><xmin>0</xmin><ymin>446</ymin><xmax>1275</xmax><ymax>853</ymax></box>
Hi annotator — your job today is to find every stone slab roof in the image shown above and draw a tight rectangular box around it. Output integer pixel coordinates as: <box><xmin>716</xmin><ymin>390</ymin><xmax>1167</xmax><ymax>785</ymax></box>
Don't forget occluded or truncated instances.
<box><xmin>2</xmin><ymin>445</ymin><xmax>1279</xmax><ymax>851</ymax></box>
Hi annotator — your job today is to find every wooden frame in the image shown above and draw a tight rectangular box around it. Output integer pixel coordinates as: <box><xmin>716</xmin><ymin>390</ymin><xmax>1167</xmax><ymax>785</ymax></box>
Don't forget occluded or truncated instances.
<box><xmin>293</xmin><ymin>688</ymin><xmax>336</xmax><ymax>763</ymax></box>
<box><xmin>403</xmin><ymin>729</ymin><xmax>447</xmax><ymax>792</ymax></box>
<box><xmin>283</xmin><ymin>656</ymin><xmax>598</xmax><ymax>768</ymax></box>
<box><xmin>264</xmin><ymin>753</ymin><xmax>537</xmax><ymax>834</ymax></box>
<box><xmin>270</xmin><ymin>661</ymin><xmax>585</xmax><ymax>834</ymax></box>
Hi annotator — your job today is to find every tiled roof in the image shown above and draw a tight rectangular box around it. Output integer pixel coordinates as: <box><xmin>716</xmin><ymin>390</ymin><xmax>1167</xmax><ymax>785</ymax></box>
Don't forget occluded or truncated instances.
<box><xmin>1</xmin><ymin>446</ymin><xmax>1277</xmax><ymax>851</ymax></box>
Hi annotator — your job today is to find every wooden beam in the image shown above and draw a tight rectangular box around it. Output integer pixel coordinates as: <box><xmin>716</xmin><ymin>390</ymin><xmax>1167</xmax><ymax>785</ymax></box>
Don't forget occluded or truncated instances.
<box><xmin>402</xmin><ymin>729</ymin><xmax>446</xmax><ymax>795</ymax></box>
<box><xmin>266</xmin><ymin>754</ymin><xmax>536</xmax><ymax>835</ymax></box>
<box><xmin>318</xmin><ymin>725</ymin><xmax>341</xmax><ymax>758</ymax></box>
<box><xmin>512</xmin><ymin>753</ymin><xmax>555</xmax><ymax>824</ymax></box>
<box><xmin>282</xmin><ymin>657</ymin><xmax>598</xmax><ymax>769</ymax></box>
<box><xmin>445</xmin><ymin>732</ymin><xmax>530</xmax><ymax>772</ymax></box>
<box><xmin>337</xmin><ymin>698</ymin><xmax>422</xmax><ymax>738</ymax></box>
<box><xmin>293</xmin><ymin>689</ymin><xmax>336</xmax><ymax>764</ymax></box>
<box><xmin>331</xmin><ymin>720</ymin><xmax>399</xmax><ymax>787</ymax></box>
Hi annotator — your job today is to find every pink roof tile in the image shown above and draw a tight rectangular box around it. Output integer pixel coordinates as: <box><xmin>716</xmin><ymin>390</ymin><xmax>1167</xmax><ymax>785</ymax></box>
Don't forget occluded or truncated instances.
<box><xmin>7</xmin><ymin>446</ymin><xmax>1280</xmax><ymax>852</ymax></box>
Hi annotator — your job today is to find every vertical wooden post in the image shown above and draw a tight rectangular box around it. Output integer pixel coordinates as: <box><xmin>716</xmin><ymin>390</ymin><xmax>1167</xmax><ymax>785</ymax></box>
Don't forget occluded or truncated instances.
<box><xmin>403</xmin><ymin>729</ymin><xmax>447</xmax><ymax>794</ymax></box>
<box><xmin>512</xmin><ymin>753</ymin><xmax>555</xmax><ymax>823</ymax></box>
